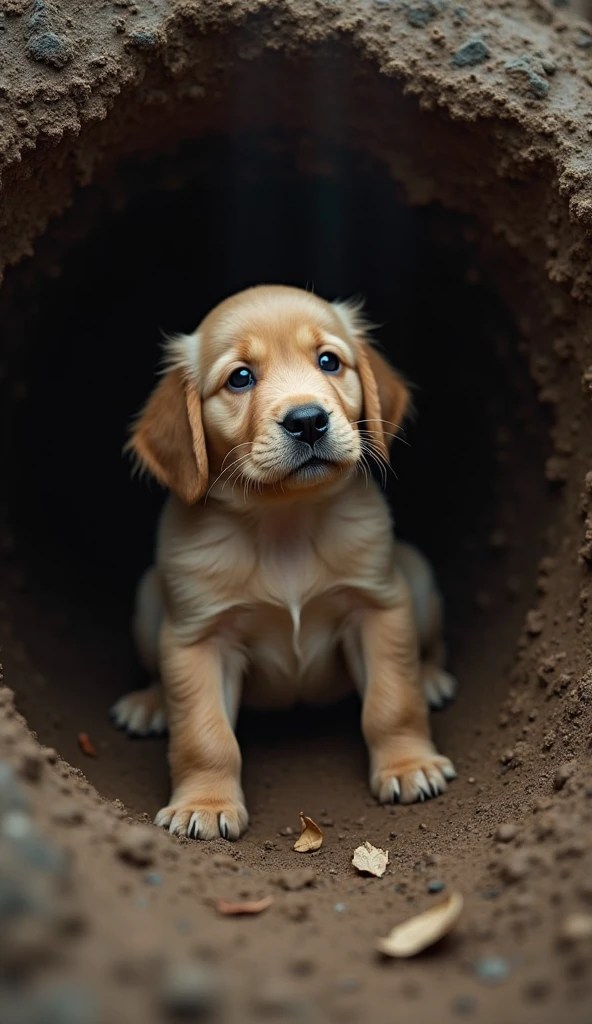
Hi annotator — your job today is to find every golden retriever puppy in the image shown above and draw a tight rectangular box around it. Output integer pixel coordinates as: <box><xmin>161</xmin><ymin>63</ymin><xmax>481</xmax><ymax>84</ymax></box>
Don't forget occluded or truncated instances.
<box><xmin>112</xmin><ymin>285</ymin><xmax>457</xmax><ymax>840</ymax></box>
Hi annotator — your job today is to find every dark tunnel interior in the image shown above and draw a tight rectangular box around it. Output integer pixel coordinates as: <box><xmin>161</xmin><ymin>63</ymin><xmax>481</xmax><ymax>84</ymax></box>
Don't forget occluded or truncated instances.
<box><xmin>0</xmin><ymin>134</ymin><xmax>552</xmax><ymax>805</ymax></box>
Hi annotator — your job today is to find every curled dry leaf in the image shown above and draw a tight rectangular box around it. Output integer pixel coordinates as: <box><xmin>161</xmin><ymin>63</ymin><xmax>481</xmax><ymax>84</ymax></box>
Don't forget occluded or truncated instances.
<box><xmin>216</xmin><ymin>895</ymin><xmax>274</xmax><ymax>916</ymax></box>
<box><xmin>78</xmin><ymin>732</ymin><xmax>97</xmax><ymax>757</ymax></box>
<box><xmin>352</xmin><ymin>841</ymin><xmax>389</xmax><ymax>878</ymax></box>
<box><xmin>376</xmin><ymin>891</ymin><xmax>464</xmax><ymax>958</ymax></box>
<box><xmin>293</xmin><ymin>812</ymin><xmax>323</xmax><ymax>853</ymax></box>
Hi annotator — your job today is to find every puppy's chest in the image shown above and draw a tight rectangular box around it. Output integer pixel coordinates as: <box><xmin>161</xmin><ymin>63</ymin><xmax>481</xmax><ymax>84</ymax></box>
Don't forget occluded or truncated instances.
<box><xmin>235</xmin><ymin>524</ymin><xmax>356</xmax><ymax>694</ymax></box>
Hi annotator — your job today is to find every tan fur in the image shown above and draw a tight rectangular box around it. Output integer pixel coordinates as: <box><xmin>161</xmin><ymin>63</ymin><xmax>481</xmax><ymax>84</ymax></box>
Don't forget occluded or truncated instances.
<box><xmin>113</xmin><ymin>285</ymin><xmax>457</xmax><ymax>840</ymax></box>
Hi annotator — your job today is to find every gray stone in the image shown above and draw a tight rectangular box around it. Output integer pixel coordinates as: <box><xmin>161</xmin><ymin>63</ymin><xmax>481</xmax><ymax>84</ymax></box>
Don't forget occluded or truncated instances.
<box><xmin>505</xmin><ymin>57</ymin><xmax>549</xmax><ymax>99</ymax></box>
<box><xmin>0</xmin><ymin>984</ymin><xmax>97</xmax><ymax>1024</ymax></box>
<box><xmin>405</xmin><ymin>2</ymin><xmax>438</xmax><ymax>28</ymax></box>
<box><xmin>452</xmin><ymin>39</ymin><xmax>489</xmax><ymax>68</ymax></box>
<box><xmin>26</xmin><ymin>32</ymin><xmax>71</xmax><ymax>70</ymax></box>
<box><xmin>452</xmin><ymin>995</ymin><xmax>477</xmax><ymax>1014</ymax></box>
<box><xmin>0</xmin><ymin>761</ymin><xmax>29</xmax><ymax>815</ymax></box>
<box><xmin>475</xmin><ymin>957</ymin><xmax>511</xmax><ymax>983</ymax></box>
<box><xmin>128</xmin><ymin>31</ymin><xmax>157</xmax><ymax>50</ymax></box>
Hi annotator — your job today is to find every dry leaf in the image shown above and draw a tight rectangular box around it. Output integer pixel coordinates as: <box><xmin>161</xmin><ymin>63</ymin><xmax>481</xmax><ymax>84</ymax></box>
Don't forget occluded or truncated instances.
<box><xmin>216</xmin><ymin>895</ymin><xmax>274</xmax><ymax>916</ymax></box>
<box><xmin>78</xmin><ymin>732</ymin><xmax>97</xmax><ymax>757</ymax></box>
<box><xmin>352</xmin><ymin>841</ymin><xmax>389</xmax><ymax>878</ymax></box>
<box><xmin>376</xmin><ymin>891</ymin><xmax>464</xmax><ymax>958</ymax></box>
<box><xmin>293</xmin><ymin>812</ymin><xmax>323</xmax><ymax>853</ymax></box>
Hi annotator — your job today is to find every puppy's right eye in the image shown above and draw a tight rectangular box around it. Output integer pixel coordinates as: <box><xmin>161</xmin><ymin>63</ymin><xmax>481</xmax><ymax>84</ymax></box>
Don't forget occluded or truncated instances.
<box><xmin>227</xmin><ymin>367</ymin><xmax>256</xmax><ymax>391</ymax></box>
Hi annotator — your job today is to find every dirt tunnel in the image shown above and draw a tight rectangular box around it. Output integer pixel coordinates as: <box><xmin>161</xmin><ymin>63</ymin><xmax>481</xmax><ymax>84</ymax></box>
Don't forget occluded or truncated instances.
<box><xmin>1</xmin><ymin>4</ymin><xmax>592</xmax><ymax>1023</ymax></box>
<box><xmin>0</xmin><ymin>129</ymin><xmax>553</xmax><ymax>812</ymax></box>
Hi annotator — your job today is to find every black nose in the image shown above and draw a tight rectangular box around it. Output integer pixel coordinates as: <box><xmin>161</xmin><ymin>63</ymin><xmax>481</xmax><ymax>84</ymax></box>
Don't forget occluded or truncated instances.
<box><xmin>281</xmin><ymin>404</ymin><xmax>329</xmax><ymax>448</ymax></box>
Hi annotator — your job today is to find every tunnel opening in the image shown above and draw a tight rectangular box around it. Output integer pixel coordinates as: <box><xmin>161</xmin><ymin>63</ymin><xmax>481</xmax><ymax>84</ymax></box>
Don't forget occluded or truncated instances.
<box><xmin>0</xmin><ymin>133</ymin><xmax>552</xmax><ymax>815</ymax></box>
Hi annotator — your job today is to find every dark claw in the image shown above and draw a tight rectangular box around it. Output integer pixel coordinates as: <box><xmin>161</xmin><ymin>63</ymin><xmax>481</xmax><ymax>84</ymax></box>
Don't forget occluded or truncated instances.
<box><xmin>218</xmin><ymin>815</ymin><xmax>229</xmax><ymax>839</ymax></box>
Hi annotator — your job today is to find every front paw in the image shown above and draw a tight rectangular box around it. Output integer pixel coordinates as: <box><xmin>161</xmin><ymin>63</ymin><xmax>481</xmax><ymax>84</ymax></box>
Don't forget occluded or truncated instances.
<box><xmin>370</xmin><ymin>746</ymin><xmax>457</xmax><ymax>805</ymax></box>
<box><xmin>154</xmin><ymin>787</ymin><xmax>248</xmax><ymax>841</ymax></box>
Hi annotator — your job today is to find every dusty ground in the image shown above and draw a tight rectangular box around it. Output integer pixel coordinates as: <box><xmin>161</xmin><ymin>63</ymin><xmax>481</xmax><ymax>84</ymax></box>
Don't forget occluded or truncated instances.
<box><xmin>2</xmin><ymin>1</ymin><xmax>592</xmax><ymax>1022</ymax></box>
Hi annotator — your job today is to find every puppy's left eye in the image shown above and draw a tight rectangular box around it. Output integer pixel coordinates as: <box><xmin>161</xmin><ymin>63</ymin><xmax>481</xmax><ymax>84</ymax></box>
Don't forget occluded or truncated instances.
<box><xmin>227</xmin><ymin>367</ymin><xmax>256</xmax><ymax>391</ymax></box>
<box><xmin>318</xmin><ymin>352</ymin><xmax>340</xmax><ymax>374</ymax></box>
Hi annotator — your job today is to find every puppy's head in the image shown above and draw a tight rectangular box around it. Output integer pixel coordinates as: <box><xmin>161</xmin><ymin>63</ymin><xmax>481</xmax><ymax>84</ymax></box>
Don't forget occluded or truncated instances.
<box><xmin>128</xmin><ymin>285</ymin><xmax>409</xmax><ymax>505</ymax></box>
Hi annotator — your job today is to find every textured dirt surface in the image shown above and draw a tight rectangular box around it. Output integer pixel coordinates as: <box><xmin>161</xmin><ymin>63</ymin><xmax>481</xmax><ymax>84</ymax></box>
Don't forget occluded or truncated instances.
<box><xmin>2</xmin><ymin>1</ymin><xmax>592</xmax><ymax>1022</ymax></box>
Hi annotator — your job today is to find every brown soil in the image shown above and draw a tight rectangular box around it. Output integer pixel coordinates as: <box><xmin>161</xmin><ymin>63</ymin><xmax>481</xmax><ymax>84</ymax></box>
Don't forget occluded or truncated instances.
<box><xmin>2</xmin><ymin>2</ymin><xmax>592</xmax><ymax>1022</ymax></box>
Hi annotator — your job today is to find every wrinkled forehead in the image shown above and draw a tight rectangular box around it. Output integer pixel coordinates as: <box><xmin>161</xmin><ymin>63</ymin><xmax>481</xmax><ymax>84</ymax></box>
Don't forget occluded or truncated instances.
<box><xmin>199</xmin><ymin>291</ymin><xmax>351</xmax><ymax>368</ymax></box>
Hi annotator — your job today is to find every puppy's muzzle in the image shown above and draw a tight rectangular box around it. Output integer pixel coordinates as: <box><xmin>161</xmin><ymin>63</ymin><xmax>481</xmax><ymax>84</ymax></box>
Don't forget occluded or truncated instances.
<box><xmin>280</xmin><ymin>404</ymin><xmax>329</xmax><ymax>449</ymax></box>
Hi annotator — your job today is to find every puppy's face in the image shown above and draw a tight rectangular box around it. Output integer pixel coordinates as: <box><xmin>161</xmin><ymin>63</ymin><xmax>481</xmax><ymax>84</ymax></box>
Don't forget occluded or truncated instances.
<box><xmin>200</xmin><ymin>289</ymin><xmax>368</xmax><ymax>498</ymax></box>
<box><xmin>130</xmin><ymin>286</ymin><xmax>409</xmax><ymax>506</ymax></box>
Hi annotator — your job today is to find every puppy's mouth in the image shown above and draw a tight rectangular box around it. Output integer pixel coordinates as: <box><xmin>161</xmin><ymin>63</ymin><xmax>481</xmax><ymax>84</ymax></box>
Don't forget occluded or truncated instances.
<box><xmin>284</xmin><ymin>455</ymin><xmax>339</xmax><ymax>480</ymax></box>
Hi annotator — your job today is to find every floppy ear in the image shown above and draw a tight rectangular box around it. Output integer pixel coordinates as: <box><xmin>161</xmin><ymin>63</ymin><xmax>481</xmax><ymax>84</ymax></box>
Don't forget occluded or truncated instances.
<box><xmin>331</xmin><ymin>298</ymin><xmax>410</xmax><ymax>459</ymax></box>
<box><xmin>127</xmin><ymin>368</ymin><xmax>208</xmax><ymax>504</ymax></box>
<box><xmin>356</xmin><ymin>343</ymin><xmax>410</xmax><ymax>459</ymax></box>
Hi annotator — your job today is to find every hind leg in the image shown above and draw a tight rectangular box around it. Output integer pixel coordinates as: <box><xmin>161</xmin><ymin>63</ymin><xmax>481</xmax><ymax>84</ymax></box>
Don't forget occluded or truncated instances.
<box><xmin>420</xmin><ymin>590</ymin><xmax>458</xmax><ymax>711</ymax></box>
<box><xmin>111</xmin><ymin>683</ymin><xmax>167</xmax><ymax>736</ymax></box>
<box><xmin>111</xmin><ymin>567</ymin><xmax>168</xmax><ymax>735</ymax></box>
<box><xmin>395</xmin><ymin>542</ymin><xmax>458</xmax><ymax>711</ymax></box>
<box><xmin>421</xmin><ymin>651</ymin><xmax>458</xmax><ymax>711</ymax></box>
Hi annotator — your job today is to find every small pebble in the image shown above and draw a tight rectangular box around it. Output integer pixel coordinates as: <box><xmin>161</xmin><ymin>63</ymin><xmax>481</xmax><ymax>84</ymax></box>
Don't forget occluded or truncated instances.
<box><xmin>553</xmin><ymin>761</ymin><xmax>577</xmax><ymax>791</ymax></box>
<box><xmin>0</xmin><ymin>761</ymin><xmax>28</xmax><ymax>814</ymax></box>
<box><xmin>128</xmin><ymin>30</ymin><xmax>157</xmax><ymax>49</ymax></box>
<box><xmin>481</xmin><ymin>888</ymin><xmax>502</xmax><ymax>901</ymax></box>
<box><xmin>475</xmin><ymin>957</ymin><xmax>511</xmax><ymax>984</ymax></box>
<box><xmin>333</xmin><ymin>902</ymin><xmax>346</xmax><ymax>913</ymax></box>
<box><xmin>18</xmin><ymin>746</ymin><xmax>43</xmax><ymax>782</ymax></box>
<box><xmin>0</xmin><ymin>985</ymin><xmax>97</xmax><ymax>1024</ymax></box>
<box><xmin>501</xmin><ymin>852</ymin><xmax>529</xmax><ymax>883</ymax></box>
<box><xmin>335</xmin><ymin>976</ymin><xmax>360</xmax><ymax>993</ymax></box>
<box><xmin>2</xmin><ymin>810</ymin><xmax>33</xmax><ymax>840</ymax></box>
<box><xmin>159</xmin><ymin>962</ymin><xmax>220</xmax><ymax>1019</ymax></box>
<box><xmin>274</xmin><ymin>868</ymin><xmax>316</xmax><ymax>892</ymax></box>
<box><xmin>451</xmin><ymin>38</ymin><xmax>489</xmax><ymax>68</ymax></box>
<box><xmin>290</xmin><ymin>958</ymin><xmax>315</xmax><ymax>977</ymax></box>
<box><xmin>495</xmin><ymin>823</ymin><xmax>518</xmax><ymax>843</ymax></box>
<box><xmin>405</xmin><ymin>1</ymin><xmax>438</xmax><ymax>28</ymax></box>
<box><xmin>524</xmin><ymin>978</ymin><xmax>551</xmax><ymax>1001</ymax></box>
<box><xmin>576</xmin><ymin>30</ymin><xmax>592</xmax><ymax>49</ymax></box>
<box><xmin>26</xmin><ymin>32</ymin><xmax>71</xmax><ymax>69</ymax></box>
<box><xmin>117</xmin><ymin>826</ymin><xmax>155</xmax><ymax>867</ymax></box>
<box><xmin>144</xmin><ymin>871</ymin><xmax>163</xmax><ymax>886</ymax></box>
<box><xmin>251</xmin><ymin>979</ymin><xmax>304</xmax><ymax>1018</ymax></box>
<box><xmin>427</xmin><ymin>880</ymin><xmax>445</xmax><ymax>894</ymax></box>
<box><xmin>558</xmin><ymin>912</ymin><xmax>592</xmax><ymax>945</ymax></box>
<box><xmin>51</xmin><ymin>801</ymin><xmax>85</xmax><ymax>826</ymax></box>
<box><xmin>452</xmin><ymin>994</ymin><xmax>477</xmax><ymax>1015</ymax></box>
